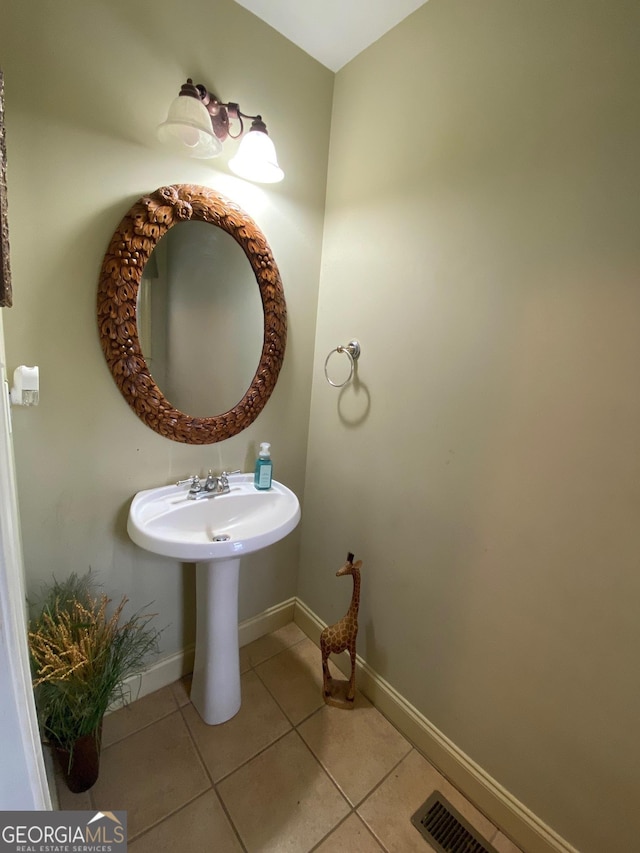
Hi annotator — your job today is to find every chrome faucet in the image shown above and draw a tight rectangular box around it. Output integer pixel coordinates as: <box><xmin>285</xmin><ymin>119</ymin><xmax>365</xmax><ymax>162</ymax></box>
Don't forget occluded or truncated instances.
<box><xmin>177</xmin><ymin>471</ymin><xmax>240</xmax><ymax>500</ymax></box>
<box><xmin>204</xmin><ymin>471</ymin><xmax>220</xmax><ymax>493</ymax></box>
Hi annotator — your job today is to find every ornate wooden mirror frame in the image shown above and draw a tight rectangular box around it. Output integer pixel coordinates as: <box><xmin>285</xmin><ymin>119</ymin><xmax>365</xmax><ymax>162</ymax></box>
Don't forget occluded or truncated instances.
<box><xmin>97</xmin><ymin>184</ymin><xmax>286</xmax><ymax>444</ymax></box>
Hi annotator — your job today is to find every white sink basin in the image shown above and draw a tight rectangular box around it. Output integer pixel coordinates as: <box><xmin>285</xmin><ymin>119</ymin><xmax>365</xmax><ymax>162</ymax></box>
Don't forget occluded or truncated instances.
<box><xmin>127</xmin><ymin>473</ymin><xmax>301</xmax><ymax>562</ymax></box>
<box><xmin>127</xmin><ymin>472</ymin><xmax>301</xmax><ymax>725</ymax></box>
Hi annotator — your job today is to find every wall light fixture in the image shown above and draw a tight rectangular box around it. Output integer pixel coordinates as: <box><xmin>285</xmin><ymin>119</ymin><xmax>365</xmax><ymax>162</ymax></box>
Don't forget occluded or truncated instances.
<box><xmin>157</xmin><ymin>79</ymin><xmax>284</xmax><ymax>184</ymax></box>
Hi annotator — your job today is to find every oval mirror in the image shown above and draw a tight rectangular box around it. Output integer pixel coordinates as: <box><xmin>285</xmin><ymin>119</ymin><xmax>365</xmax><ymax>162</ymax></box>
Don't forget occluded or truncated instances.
<box><xmin>138</xmin><ymin>220</ymin><xmax>264</xmax><ymax>418</ymax></box>
<box><xmin>97</xmin><ymin>184</ymin><xmax>286</xmax><ymax>444</ymax></box>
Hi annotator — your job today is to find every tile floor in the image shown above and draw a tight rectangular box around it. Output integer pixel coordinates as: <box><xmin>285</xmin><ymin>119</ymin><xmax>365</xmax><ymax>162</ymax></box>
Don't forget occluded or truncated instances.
<box><xmin>54</xmin><ymin>622</ymin><xmax>523</xmax><ymax>852</ymax></box>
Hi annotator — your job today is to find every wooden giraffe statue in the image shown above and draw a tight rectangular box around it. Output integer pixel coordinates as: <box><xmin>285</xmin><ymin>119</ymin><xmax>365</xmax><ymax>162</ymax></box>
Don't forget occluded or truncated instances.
<box><xmin>320</xmin><ymin>552</ymin><xmax>362</xmax><ymax>709</ymax></box>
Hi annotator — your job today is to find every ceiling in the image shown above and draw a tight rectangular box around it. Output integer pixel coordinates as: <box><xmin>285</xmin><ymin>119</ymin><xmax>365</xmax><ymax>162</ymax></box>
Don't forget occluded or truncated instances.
<box><xmin>233</xmin><ymin>0</ymin><xmax>429</xmax><ymax>72</ymax></box>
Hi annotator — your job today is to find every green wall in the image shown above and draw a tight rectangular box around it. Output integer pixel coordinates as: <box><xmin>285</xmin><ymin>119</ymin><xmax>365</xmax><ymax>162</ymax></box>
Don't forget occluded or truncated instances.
<box><xmin>300</xmin><ymin>2</ymin><xmax>640</xmax><ymax>851</ymax></box>
<box><xmin>0</xmin><ymin>0</ymin><xmax>333</xmax><ymax>654</ymax></box>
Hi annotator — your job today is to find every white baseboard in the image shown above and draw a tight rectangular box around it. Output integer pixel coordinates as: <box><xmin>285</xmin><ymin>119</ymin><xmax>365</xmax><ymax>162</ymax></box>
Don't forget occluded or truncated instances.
<box><xmin>293</xmin><ymin>598</ymin><xmax>578</xmax><ymax>853</ymax></box>
<box><xmin>238</xmin><ymin>597</ymin><xmax>297</xmax><ymax>647</ymax></box>
<box><xmin>118</xmin><ymin>645</ymin><xmax>195</xmax><ymax>707</ymax></box>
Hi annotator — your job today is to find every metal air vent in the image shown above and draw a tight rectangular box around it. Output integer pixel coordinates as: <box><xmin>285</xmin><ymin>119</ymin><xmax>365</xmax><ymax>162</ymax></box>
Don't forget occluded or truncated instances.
<box><xmin>411</xmin><ymin>791</ymin><xmax>499</xmax><ymax>853</ymax></box>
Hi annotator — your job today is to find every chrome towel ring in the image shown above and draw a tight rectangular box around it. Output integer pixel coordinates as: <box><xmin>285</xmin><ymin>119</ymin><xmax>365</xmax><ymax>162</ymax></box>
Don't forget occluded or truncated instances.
<box><xmin>324</xmin><ymin>340</ymin><xmax>361</xmax><ymax>387</ymax></box>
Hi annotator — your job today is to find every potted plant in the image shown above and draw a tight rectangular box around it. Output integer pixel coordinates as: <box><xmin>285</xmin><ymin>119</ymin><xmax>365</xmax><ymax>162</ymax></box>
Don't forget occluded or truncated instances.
<box><xmin>28</xmin><ymin>572</ymin><xmax>161</xmax><ymax>792</ymax></box>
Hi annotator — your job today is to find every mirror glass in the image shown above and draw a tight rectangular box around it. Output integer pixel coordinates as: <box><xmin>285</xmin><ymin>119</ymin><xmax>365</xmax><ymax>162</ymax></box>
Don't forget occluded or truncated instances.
<box><xmin>138</xmin><ymin>221</ymin><xmax>263</xmax><ymax>418</ymax></box>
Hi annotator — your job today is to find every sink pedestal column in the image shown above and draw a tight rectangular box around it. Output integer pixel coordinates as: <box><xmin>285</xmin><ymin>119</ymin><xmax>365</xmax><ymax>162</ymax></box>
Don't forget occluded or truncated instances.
<box><xmin>191</xmin><ymin>558</ymin><xmax>241</xmax><ymax>725</ymax></box>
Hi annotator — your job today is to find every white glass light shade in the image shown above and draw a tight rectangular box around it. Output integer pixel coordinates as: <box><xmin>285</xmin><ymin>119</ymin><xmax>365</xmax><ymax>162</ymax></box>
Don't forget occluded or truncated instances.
<box><xmin>157</xmin><ymin>94</ymin><xmax>222</xmax><ymax>159</ymax></box>
<box><xmin>229</xmin><ymin>129</ymin><xmax>284</xmax><ymax>183</ymax></box>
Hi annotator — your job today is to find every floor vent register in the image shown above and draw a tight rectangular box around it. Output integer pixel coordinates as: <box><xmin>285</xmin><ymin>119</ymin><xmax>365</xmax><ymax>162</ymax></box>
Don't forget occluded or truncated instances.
<box><xmin>411</xmin><ymin>792</ymin><xmax>499</xmax><ymax>853</ymax></box>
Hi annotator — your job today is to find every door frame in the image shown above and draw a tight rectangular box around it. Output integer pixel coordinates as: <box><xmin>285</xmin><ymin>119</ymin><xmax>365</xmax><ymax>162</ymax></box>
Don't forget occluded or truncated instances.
<box><xmin>0</xmin><ymin>312</ymin><xmax>51</xmax><ymax>809</ymax></box>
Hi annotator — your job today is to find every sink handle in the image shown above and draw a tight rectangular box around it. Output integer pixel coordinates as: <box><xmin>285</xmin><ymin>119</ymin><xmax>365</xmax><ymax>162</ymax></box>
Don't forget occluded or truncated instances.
<box><xmin>218</xmin><ymin>470</ymin><xmax>241</xmax><ymax>489</ymax></box>
<box><xmin>176</xmin><ymin>474</ymin><xmax>200</xmax><ymax>488</ymax></box>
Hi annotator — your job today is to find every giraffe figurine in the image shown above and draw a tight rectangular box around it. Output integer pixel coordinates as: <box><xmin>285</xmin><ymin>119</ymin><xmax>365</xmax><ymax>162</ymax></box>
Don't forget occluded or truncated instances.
<box><xmin>320</xmin><ymin>552</ymin><xmax>362</xmax><ymax>709</ymax></box>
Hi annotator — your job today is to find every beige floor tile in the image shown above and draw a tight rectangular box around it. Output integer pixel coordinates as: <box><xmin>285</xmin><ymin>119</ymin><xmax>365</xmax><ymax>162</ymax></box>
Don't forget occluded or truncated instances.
<box><xmin>492</xmin><ymin>831</ymin><xmax>525</xmax><ymax>853</ymax></box>
<box><xmin>218</xmin><ymin>730</ymin><xmax>350</xmax><ymax>853</ymax></box>
<box><xmin>255</xmin><ymin>636</ymin><xmax>339</xmax><ymax>724</ymax></box>
<box><xmin>129</xmin><ymin>790</ymin><xmax>243</xmax><ymax>853</ymax></box>
<box><xmin>49</xmin><ymin>626</ymin><xmax>507</xmax><ymax>853</ymax></box>
<box><xmin>103</xmin><ymin>686</ymin><xmax>178</xmax><ymax>747</ymax></box>
<box><xmin>357</xmin><ymin>750</ymin><xmax>496</xmax><ymax>852</ymax></box>
<box><xmin>90</xmin><ymin>711</ymin><xmax>210</xmax><ymax>839</ymax></box>
<box><xmin>314</xmin><ymin>814</ymin><xmax>385</xmax><ymax>852</ymax></box>
<box><xmin>240</xmin><ymin>644</ymin><xmax>251</xmax><ymax>673</ymax></box>
<box><xmin>170</xmin><ymin>674</ymin><xmax>192</xmax><ymax>708</ymax></box>
<box><xmin>298</xmin><ymin>692</ymin><xmax>412</xmax><ymax>806</ymax></box>
<box><xmin>182</xmin><ymin>670</ymin><xmax>291</xmax><ymax>781</ymax></box>
<box><xmin>243</xmin><ymin>621</ymin><xmax>306</xmax><ymax>666</ymax></box>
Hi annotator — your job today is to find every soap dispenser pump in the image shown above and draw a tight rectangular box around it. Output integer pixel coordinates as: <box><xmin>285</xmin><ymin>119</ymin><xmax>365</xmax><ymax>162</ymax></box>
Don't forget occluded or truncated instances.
<box><xmin>254</xmin><ymin>442</ymin><xmax>273</xmax><ymax>490</ymax></box>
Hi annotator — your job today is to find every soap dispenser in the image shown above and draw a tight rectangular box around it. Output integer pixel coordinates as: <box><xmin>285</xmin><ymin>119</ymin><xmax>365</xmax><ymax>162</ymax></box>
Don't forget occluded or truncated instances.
<box><xmin>254</xmin><ymin>442</ymin><xmax>273</xmax><ymax>490</ymax></box>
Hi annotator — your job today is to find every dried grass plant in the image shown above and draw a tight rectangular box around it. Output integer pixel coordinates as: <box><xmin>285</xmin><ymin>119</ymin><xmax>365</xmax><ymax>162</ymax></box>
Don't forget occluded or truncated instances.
<box><xmin>29</xmin><ymin>572</ymin><xmax>161</xmax><ymax>753</ymax></box>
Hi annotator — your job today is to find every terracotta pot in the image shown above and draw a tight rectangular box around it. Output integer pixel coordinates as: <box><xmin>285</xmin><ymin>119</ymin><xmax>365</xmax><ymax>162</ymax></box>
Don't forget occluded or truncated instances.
<box><xmin>53</xmin><ymin>723</ymin><xmax>103</xmax><ymax>793</ymax></box>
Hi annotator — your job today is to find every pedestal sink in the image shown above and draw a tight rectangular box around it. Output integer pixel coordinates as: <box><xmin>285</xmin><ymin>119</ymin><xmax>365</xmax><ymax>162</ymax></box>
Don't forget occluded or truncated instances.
<box><xmin>127</xmin><ymin>473</ymin><xmax>300</xmax><ymax>724</ymax></box>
